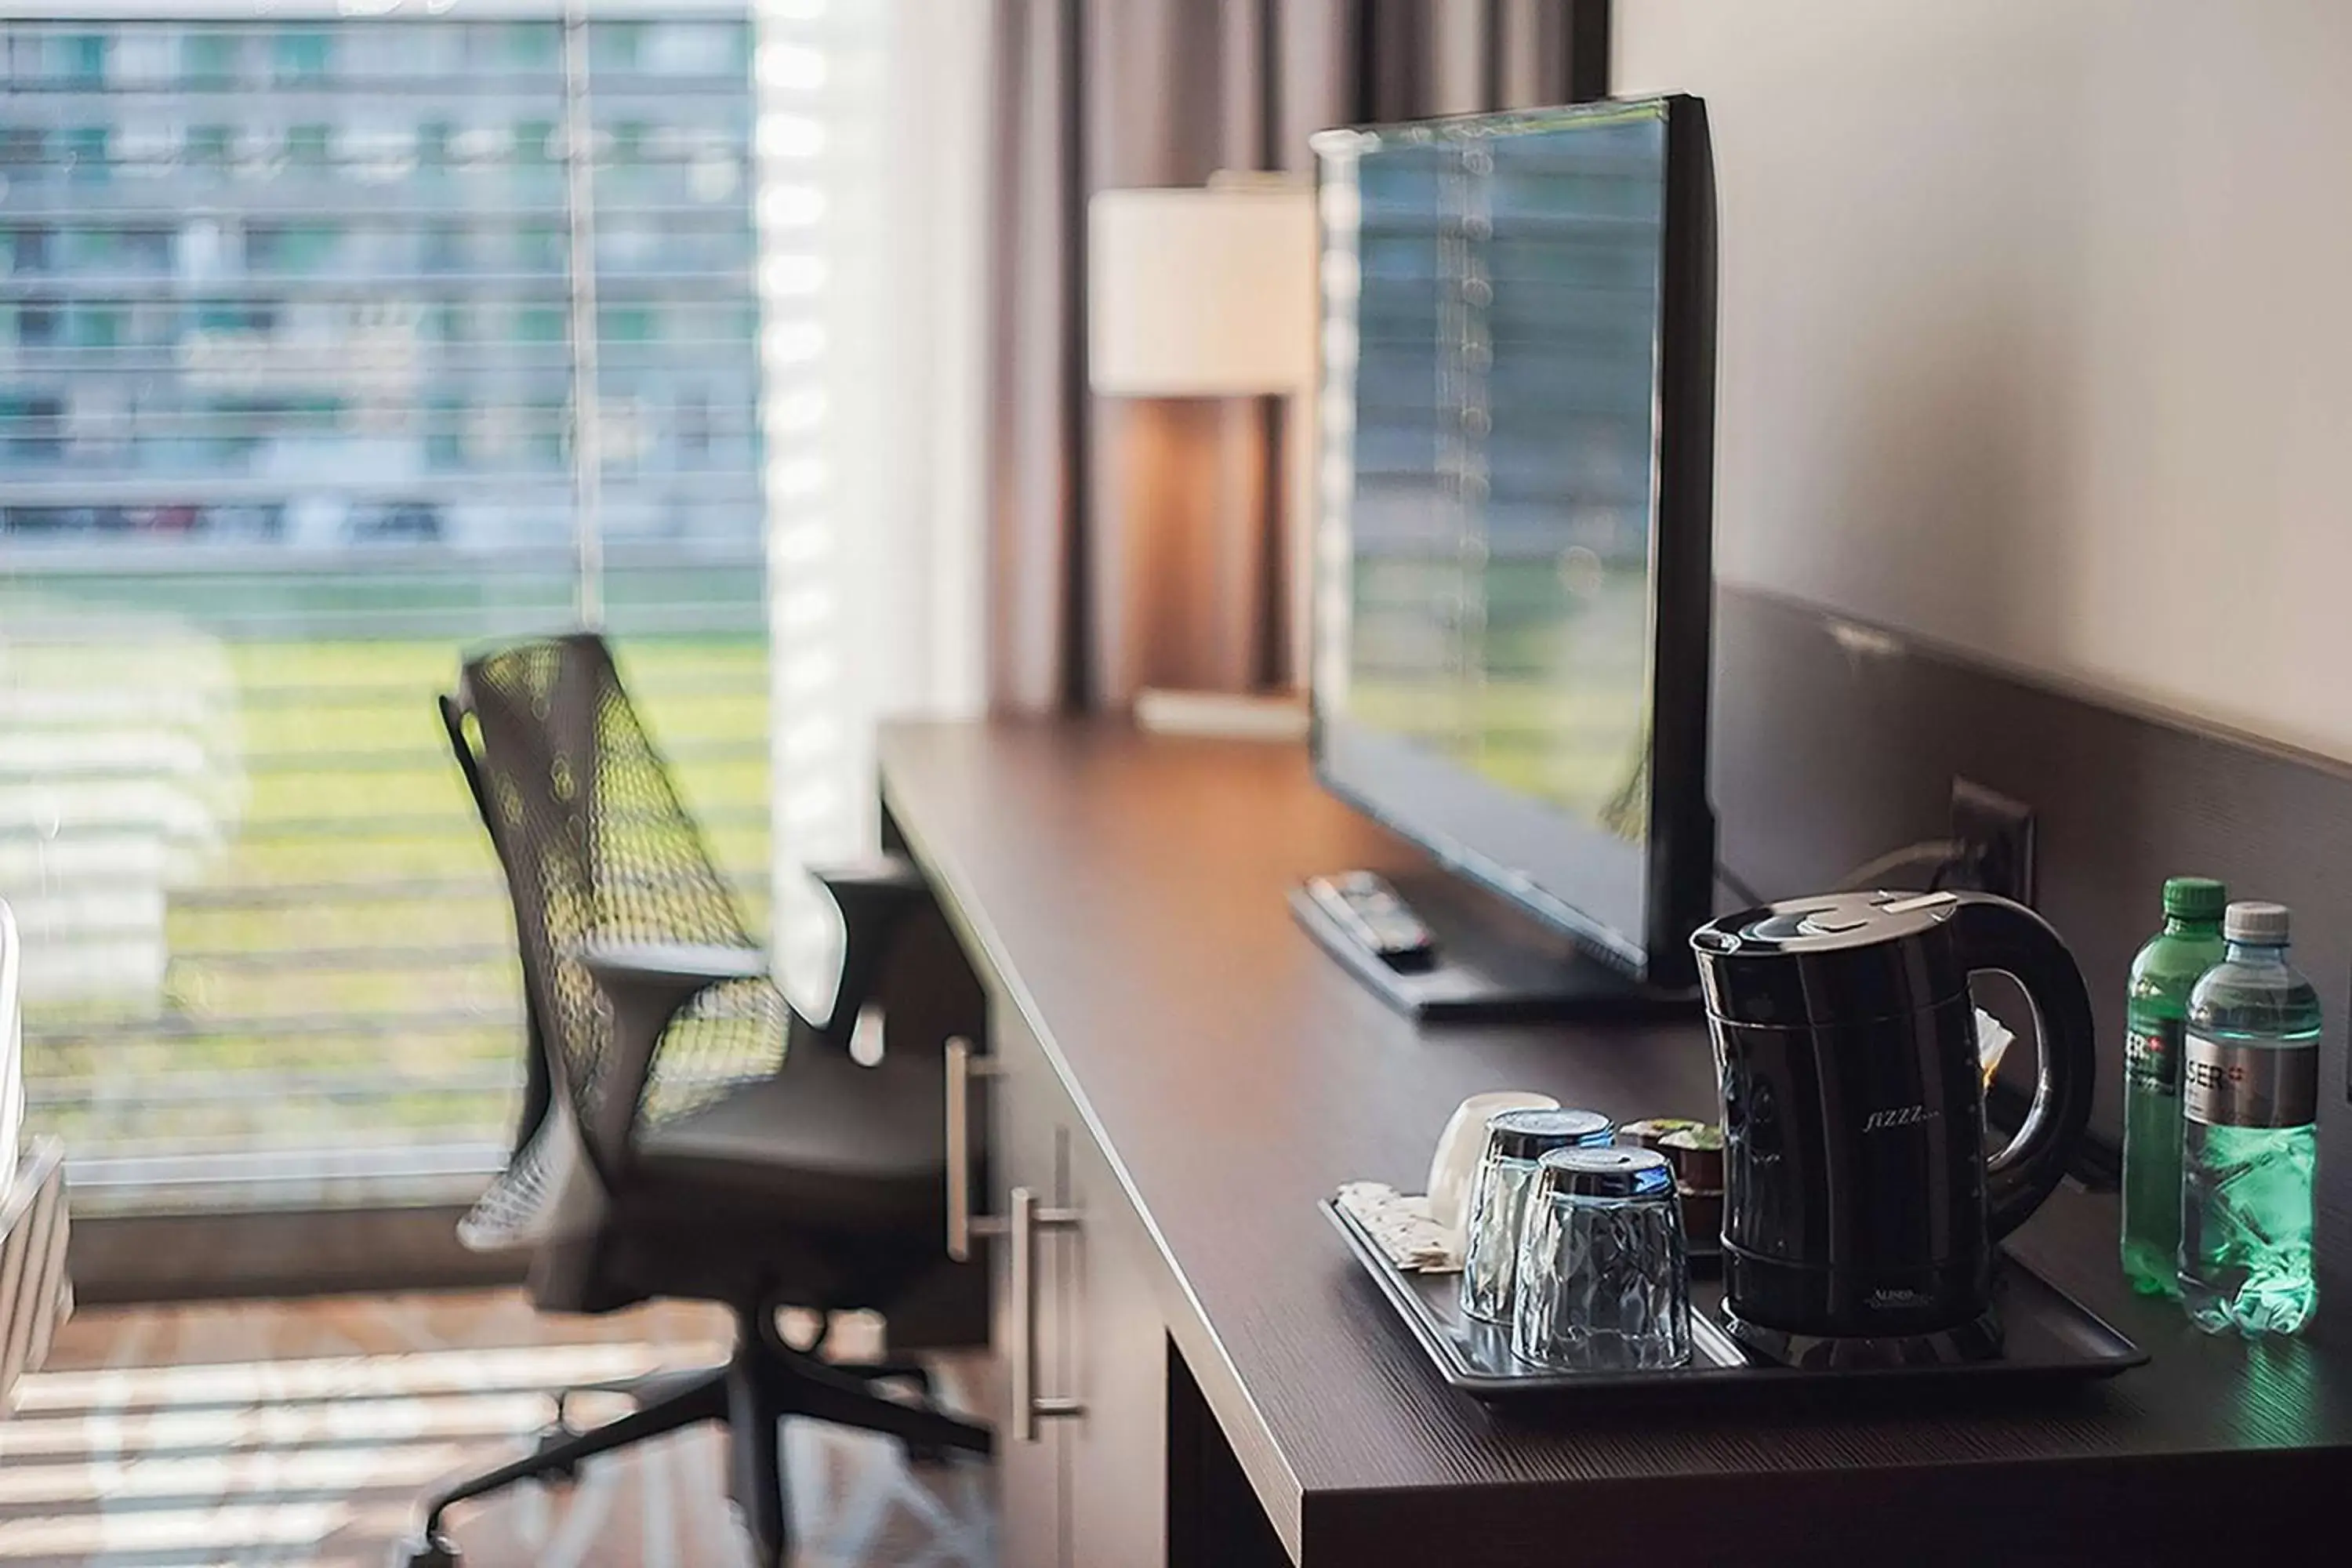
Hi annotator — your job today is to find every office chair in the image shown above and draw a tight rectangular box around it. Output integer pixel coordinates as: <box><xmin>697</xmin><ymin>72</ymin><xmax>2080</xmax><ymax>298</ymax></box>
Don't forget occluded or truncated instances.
<box><xmin>397</xmin><ymin>634</ymin><xmax>990</xmax><ymax>1568</ymax></box>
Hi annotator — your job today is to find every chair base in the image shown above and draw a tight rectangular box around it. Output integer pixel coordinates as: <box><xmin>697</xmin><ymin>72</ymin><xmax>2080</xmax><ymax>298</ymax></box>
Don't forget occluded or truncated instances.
<box><xmin>394</xmin><ymin>1304</ymin><xmax>992</xmax><ymax>1568</ymax></box>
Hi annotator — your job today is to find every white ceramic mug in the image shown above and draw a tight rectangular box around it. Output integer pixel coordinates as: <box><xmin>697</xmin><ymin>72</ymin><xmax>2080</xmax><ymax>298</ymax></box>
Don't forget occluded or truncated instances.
<box><xmin>1425</xmin><ymin>1090</ymin><xmax>1560</xmax><ymax>1245</ymax></box>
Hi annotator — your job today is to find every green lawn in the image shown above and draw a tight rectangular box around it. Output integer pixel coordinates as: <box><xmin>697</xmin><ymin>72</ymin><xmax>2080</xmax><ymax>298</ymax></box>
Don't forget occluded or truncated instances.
<box><xmin>14</xmin><ymin>629</ymin><xmax>771</xmax><ymax>1154</ymax></box>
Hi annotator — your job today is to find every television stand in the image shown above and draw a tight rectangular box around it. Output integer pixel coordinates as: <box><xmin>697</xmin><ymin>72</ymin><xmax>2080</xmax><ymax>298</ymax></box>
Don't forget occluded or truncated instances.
<box><xmin>1289</xmin><ymin>867</ymin><xmax>1695</xmax><ymax>1023</ymax></box>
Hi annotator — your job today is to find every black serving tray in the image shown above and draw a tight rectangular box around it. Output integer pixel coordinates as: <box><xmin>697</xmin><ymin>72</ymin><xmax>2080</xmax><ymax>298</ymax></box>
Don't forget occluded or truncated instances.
<box><xmin>1322</xmin><ymin>1200</ymin><xmax>2146</xmax><ymax>1402</ymax></box>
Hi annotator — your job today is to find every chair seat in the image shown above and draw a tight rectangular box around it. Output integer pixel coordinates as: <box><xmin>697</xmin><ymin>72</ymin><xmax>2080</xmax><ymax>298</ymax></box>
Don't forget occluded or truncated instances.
<box><xmin>634</xmin><ymin>1037</ymin><xmax>948</xmax><ymax>1229</ymax></box>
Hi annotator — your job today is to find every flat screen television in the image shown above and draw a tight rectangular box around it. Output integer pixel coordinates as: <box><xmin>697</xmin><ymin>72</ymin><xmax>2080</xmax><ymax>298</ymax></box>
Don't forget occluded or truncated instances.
<box><xmin>1307</xmin><ymin>95</ymin><xmax>1717</xmax><ymax>996</ymax></box>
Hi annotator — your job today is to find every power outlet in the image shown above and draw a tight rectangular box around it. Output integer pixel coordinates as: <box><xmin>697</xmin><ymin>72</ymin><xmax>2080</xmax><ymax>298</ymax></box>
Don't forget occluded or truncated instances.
<box><xmin>1951</xmin><ymin>779</ymin><xmax>2036</xmax><ymax>906</ymax></box>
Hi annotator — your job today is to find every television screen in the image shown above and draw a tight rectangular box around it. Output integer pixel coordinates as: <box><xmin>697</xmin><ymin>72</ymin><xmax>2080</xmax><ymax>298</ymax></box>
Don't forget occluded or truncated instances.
<box><xmin>1310</xmin><ymin>97</ymin><xmax>1714</xmax><ymax>985</ymax></box>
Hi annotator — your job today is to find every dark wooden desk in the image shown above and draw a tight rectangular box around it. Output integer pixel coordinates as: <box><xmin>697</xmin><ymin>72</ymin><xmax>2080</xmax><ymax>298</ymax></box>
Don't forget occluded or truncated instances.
<box><xmin>880</xmin><ymin>719</ymin><xmax>2352</xmax><ymax>1566</ymax></box>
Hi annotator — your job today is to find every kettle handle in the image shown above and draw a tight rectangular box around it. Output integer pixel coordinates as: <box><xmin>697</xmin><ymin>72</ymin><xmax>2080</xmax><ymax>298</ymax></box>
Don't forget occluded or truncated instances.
<box><xmin>1951</xmin><ymin>894</ymin><xmax>2096</xmax><ymax>1241</ymax></box>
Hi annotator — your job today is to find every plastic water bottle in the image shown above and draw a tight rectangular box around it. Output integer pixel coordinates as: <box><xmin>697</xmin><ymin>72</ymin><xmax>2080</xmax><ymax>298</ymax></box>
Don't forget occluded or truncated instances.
<box><xmin>2178</xmin><ymin>901</ymin><xmax>2320</xmax><ymax>1335</ymax></box>
<box><xmin>2119</xmin><ymin>877</ymin><xmax>2227</xmax><ymax>1297</ymax></box>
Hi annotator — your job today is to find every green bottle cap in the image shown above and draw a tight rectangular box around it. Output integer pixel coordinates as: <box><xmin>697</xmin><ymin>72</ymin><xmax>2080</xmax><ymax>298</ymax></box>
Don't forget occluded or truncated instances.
<box><xmin>2161</xmin><ymin>877</ymin><xmax>2227</xmax><ymax>921</ymax></box>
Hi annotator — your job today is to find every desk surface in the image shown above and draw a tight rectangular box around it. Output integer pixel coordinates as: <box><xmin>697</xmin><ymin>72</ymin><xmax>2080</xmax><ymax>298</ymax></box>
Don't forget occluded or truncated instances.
<box><xmin>880</xmin><ymin>719</ymin><xmax>2352</xmax><ymax>1561</ymax></box>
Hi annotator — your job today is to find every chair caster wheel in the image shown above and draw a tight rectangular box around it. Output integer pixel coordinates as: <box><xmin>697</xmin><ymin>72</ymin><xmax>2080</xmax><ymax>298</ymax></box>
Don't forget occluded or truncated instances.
<box><xmin>389</xmin><ymin>1531</ymin><xmax>460</xmax><ymax>1568</ymax></box>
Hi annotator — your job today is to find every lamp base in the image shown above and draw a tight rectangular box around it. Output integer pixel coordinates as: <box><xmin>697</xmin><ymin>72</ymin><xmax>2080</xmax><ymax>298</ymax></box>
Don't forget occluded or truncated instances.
<box><xmin>1133</xmin><ymin>687</ymin><xmax>1308</xmax><ymax>742</ymax></box>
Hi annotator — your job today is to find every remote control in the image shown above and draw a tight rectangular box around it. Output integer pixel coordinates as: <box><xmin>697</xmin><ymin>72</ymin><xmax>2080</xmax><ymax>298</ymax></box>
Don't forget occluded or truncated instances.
<box><xmin>1305</xmin><ymin>871</ymin><xmax>1439</xmax><ymax>972</ymax></box>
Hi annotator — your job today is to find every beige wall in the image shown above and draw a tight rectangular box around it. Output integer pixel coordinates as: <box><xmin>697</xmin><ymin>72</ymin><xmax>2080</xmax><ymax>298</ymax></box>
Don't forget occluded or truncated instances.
<box><xmin>1617</xmin><ymin>2</ymin><xmax>2352</xmax><ymax>757</ymax></box>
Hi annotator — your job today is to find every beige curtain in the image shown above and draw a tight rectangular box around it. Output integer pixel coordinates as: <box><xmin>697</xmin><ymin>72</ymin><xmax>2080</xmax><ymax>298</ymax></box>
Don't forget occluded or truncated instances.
<box><xmin>985</xmin><ymin>0</ymin><xmax>1606</xmax><ymax>713</ymax></box>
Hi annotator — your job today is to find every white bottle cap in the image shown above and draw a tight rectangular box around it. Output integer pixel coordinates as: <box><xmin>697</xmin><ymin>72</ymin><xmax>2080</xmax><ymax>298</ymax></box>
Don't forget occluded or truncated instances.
<box><xmin>2223</xmin><ymin>901</ymin><xmax>2290</xmax><ymax>945</ymax></box>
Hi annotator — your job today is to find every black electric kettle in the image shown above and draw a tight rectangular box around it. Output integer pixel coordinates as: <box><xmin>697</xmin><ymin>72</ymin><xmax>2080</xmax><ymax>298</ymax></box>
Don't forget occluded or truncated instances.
<box><xmin>1689</xmin><ymin>890</ymin><xmax>2096</xmax><ymax>1348</ymax></box>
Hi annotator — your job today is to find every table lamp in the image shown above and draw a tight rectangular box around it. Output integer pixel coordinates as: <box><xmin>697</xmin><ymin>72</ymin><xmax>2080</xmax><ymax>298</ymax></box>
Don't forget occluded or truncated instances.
<box><xmin>1088</xmin><ymin>173</ymin><xmax>1317</xmax><ymax>738</ymax></box>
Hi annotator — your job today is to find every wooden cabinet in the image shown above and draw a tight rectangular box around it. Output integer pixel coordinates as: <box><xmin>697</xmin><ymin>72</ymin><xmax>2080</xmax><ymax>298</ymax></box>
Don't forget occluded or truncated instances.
<box><xmin>1062</xmin><ymin>1109</ymin><xmax>1167</xmax><ymax>1567</ymax></box>
<box><xmin>983</xmin><ymin>989</ymin><xmax>1066</xmax><ymax>1568</ymax></box>
<box><xmin>982</xmin><ymin>989</ymin><xmax>1167</xmax><ymax>1568</ymax></box>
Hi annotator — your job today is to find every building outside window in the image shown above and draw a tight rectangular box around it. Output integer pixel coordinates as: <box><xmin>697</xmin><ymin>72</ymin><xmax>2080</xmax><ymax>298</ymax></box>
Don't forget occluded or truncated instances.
<box><xmin>0</xmin><ymin>3</ymin><xmax>772</xmax><ymax>1226</ymax></box>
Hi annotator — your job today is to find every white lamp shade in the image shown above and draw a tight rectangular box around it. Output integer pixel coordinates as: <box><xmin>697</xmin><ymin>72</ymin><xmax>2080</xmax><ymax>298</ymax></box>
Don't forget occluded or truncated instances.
<box><xmin>1088</xmin><ymin>184</ymin><xmax>1318</xmax><ymax>397</ymax></box>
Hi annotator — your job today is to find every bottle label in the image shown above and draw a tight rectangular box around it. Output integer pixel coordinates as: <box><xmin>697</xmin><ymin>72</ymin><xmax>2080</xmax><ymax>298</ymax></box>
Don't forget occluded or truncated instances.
<box><xmin>2183</xmin><ymin>1033</ymin><xmax>2318</xmax><ymax>1128</ymax></box>
<box><xmin>2125</xmin><ymin>1020</ymin><xmax>2181</xmax><ymax>1094</ymax></box>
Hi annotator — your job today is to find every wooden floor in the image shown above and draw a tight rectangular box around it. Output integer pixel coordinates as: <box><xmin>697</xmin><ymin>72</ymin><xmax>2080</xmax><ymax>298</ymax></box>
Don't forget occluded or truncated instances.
<box><xmin>1</xmin><ymin>1291</ymin><xmax>993</xmax><ymax>1567</ymax></box>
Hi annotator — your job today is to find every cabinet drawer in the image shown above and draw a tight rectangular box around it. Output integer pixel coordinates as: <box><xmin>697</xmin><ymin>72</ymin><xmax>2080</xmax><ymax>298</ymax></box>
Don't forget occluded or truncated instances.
<box><xmin>983</xmin><ymin>990</ymin><xmax>1169</xmax><ymax>1568</ymax></box>
<box><xmin>982</xmin><ymin>989</ymin><xmax>1066</xmax><ymax>1568</ymax></box>
<box><xmin>1064</xmin><ymin>1103</ymin><xmax>1168</xmax><ymax>1566</ymax></box>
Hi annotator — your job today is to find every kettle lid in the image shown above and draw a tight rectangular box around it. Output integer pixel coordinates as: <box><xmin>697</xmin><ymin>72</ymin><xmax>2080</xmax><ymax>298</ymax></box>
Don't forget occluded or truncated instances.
<box><xmin>1689</xmin><ymin>889</ymin><xmax>1973</xmax><ymax>1027</ymax></box>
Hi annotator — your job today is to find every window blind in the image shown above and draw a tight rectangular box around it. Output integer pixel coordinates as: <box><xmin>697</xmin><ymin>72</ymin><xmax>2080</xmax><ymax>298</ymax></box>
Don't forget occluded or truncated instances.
<box><xmin>0</xmin><ymin>1</ymin><xmax>785</xmax><ymax>1214</ymax></box>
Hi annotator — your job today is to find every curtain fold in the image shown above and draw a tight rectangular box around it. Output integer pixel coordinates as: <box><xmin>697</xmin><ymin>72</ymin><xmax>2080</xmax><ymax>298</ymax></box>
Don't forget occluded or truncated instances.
<box><xmin>984</xmin><ymin>0</ymin><xmax>1086</xmax><ymax>713</ymax></box>
<box><xmin>985</xmin><ymin>0</ymin><xmax>1605</xmax><ymax>713</ymax></box>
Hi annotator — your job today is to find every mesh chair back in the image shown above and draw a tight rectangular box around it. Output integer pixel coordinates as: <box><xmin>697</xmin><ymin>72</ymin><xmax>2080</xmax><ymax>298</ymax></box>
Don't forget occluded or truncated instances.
<box><xmin>458</xmin><ymin>635</ymin><xmax>785</xmax><ymax>1181</ymax></box>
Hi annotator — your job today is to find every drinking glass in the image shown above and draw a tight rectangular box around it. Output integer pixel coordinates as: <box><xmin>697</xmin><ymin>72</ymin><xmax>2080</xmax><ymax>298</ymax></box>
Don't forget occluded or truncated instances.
<box><xmin>1458</xmin><ymin>1107</ymin><xmax>1614</xmax><ymax>1323</ymax></box>
<box><xmin>1512</xmin><ymin>1145</ymin><xmax>1692</xmax><ymax>1370</ymax></box>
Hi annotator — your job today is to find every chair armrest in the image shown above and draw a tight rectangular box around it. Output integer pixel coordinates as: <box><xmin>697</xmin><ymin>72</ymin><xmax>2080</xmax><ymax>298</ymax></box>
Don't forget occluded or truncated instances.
<box><xmin>808</xmin><ymin>855</ymin><xmax>929</xmax><ymax>1051</ymax></box>
<box><xmin>571</xmin><ymin>940</ymin><xmax>771</xmax><ymax>1163</ymax></box>
<box><xmin>575</xmin><ymin>940</ymin><xmax>771</xmax><ymax>990</ymax></box>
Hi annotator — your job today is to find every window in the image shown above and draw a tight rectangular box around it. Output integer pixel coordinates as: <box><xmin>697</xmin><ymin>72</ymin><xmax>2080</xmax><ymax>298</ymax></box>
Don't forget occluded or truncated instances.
<box><xmin>195</xmin><ymin>303</ymin><xmax>274</xmax><ymax>334</ymax></box>
<box><xmin>426</xmin><ymin>395</ymin><xmax>465</xmax><ymax>470</ymax></box>
<box><xmin>247</xmin><ymin>222</ymin><xmax>342</xmax><ymax>274</ymax></box>
<box><xmin>677</xmin><ymin>390</ymin><xmax>713</xmax><ymax>459</ymax></box>
<box><xmin>199</xmin><ymin>398</ymin><xmax>269</xmax><ymax>463</ymax></box>
<box><xmin>119</xmin><ymin>227</ymin><xmax>173</xmax><ymax>274</ymax></box>
<box><xmin>517</xmin><ymin>305</ymin><xmax>567</xmax><ymax>343</ymax></box>
<box><xmin>490</xmin><ymin>22</ymin><xmax>560</xmax><ymax>73</ymax></box>
<box><xmin>184</xmin><ymin>32</ymin><xmax>239</xmax><ymax>87</ymax></box>
<box><xmin>513</xmin><ymin>118</ymin><xmax>556</xmax><ymax>166</ymax></box>
<box><xmin>70</xmin><ymin>306</ymin><xmax>122</xmax><ymax>349</ymax></box>
<box><xmin>592</xmin><ymin>22</ymin><xmax>647</xmax><ymax>73</ymax></box>
<box><xmin>62</xmin><ymin>228</ymin><xmax>112</xmax><ymax>270</ymax></box>
<box><xmin>527</xmin><ymin>420</ymin><xmax>567</xmax><ymax>469</ymax></box>
<box><xmin>125</xmin><ymin>301</ymin><xmax>172</xmax><ymax>348</ymax></box>
<box><xmin>64</xmin><ymin>127</ymin><xmax>107</xmax><ymax>186</ymax></box>
<box><xmin>186</xmin><ymin>125</ymin><xmax>231</xmax><ymax>168</ymax></box>
<box><xmin>516</xmin><ymin>222</ymin><xmax>564</xmax><ymax>273</ymax></box>
<box><xmin>5</xmin><ymin>226</ymin><xmax>53</xmax><ymax>275</ymax></box>
<box><xmin>286</xmin><ymin>124</ymin><xmax>331</xmax><ymax>166</ymax></box>
<box><xmin>2</xmin><ymin>396</ymin><xmax>64</xmax><ymax>460</ymax></box>
<box><xmin>60</xmin><ymin>33</ymin><xmax>105</xmax><ymax>85</ymax></box>
<box><xmin>420</xmin><ymin>223</ymin><xmax>464</xmax><ymax>274</ymax></box>
<box><xmin>285</xmin><ymin>394</ymin><xmax>342</xmax><ymax>430</ymax></box>
<box><xmin>0</xmin><ymin>9</ymin><xmax>777</xmax><ymax>1237</ymax></box>
<box><xmin>601</xmin><ymin>304</ymin><xmax>655</xmax><ymax>343</ymax></box>
<box><xmin>273</xmin><ymin>30</ymin><xmax>332</xmax><ymax>83</ymax></box>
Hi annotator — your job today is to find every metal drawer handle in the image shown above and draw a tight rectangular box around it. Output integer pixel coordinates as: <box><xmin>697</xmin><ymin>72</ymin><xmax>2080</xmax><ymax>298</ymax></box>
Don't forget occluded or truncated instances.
<box><xmin>946</xmin><ymin>1036</ymin><xmax>1007</xmax><ymax>1261</ymax></box>
<box><xmin>1007</xmin><ymin>1185</ymin><xmax>1083</xmax><ymax>1442</ymax></box>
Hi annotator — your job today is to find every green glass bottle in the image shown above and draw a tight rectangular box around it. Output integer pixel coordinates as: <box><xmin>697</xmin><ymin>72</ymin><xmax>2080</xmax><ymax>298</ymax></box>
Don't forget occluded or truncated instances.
<box><xmin>2119</xmin><ymin>876</ymin><xmax>2226</xmax><ymax>1296</ymax></box>
<box><xmin>2179</xmin><ymin>901</ymin><xmax>2321</xmax><ymax>1335</ymax></box>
